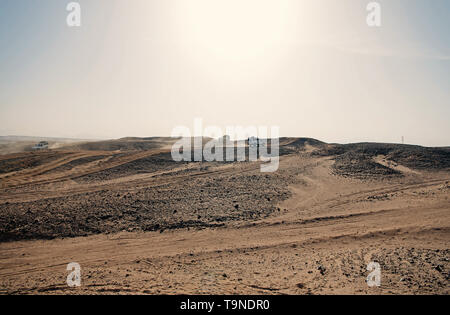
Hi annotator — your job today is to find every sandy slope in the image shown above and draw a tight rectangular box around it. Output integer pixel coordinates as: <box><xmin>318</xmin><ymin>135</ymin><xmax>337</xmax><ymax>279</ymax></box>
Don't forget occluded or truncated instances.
<box><xmin>0</xmin><ymin>145</ymin><xmax>449</xmax><ymax>294</ymax></box>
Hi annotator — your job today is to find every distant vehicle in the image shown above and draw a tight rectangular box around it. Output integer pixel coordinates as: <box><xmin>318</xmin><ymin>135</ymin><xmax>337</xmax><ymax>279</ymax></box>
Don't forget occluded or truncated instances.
<box><xmin>32</xmin><ymin>141</ymin><xmax>49</xmax><ymax>150</ymax></box>
<box><xmin>248</xmin><ymin>136</ymin><xmax>258</xmax><ymax>148</ymax></box>
<box><xmin>248</xmin><ymin>137</ymin><xmax>266</xmax><ymax>148</ymax></box>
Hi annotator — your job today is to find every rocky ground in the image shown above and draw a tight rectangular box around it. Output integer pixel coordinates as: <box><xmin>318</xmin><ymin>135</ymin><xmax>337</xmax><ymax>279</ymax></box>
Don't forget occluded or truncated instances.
<box><xmin>0</xmin><ymin>138</ymin><xmax>448</xmax><ymax>294</ymax></box>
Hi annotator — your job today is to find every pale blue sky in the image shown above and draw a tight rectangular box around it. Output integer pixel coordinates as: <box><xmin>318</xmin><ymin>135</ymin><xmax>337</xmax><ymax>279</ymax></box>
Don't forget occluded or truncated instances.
<box><xmin>0</xmin><ymin>0</ymin><xmax>449</xmax><ymax>145</ymax></box>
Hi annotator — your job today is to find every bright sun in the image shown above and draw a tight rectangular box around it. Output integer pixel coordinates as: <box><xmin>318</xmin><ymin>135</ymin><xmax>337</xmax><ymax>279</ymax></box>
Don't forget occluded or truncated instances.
<box><xmin>173</xmin><ymin>0</ymin><xmax>301</xmax><ymax>63</ymax></box>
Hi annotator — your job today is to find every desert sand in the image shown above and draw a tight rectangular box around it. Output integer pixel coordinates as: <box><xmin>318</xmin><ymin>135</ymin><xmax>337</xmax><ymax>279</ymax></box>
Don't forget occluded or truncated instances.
<box><xmin>0</xmin><ymin>138</ymin><xmax>448</xmax><ymax>294</ymax></box>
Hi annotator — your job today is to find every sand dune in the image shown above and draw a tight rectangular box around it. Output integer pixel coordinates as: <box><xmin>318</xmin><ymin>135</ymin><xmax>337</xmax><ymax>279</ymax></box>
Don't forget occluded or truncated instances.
<box><xmin>0</xmin><ymin>138</ymin><xmax>448</xmax><ymax>294</ymax></box>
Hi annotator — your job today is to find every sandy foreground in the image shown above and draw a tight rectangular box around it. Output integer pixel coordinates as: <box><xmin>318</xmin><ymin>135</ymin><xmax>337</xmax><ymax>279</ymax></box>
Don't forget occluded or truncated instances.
<box><xmin>0</xmin><ymin>141</ymin><xmax>449</xmax><ymax>294</ymax></box>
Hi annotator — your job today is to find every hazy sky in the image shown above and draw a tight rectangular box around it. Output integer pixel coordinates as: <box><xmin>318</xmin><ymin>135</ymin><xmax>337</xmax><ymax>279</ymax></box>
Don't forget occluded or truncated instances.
<box><xmin>0</xmin><ymin>0</ymin><xmax>449</xmax><ymax>145</ymax></box>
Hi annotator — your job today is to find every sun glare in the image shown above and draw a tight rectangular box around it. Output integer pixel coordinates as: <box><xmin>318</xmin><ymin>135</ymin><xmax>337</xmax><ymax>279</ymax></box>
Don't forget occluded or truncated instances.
<box><xmin>174</xmin><ymin>0</ymin><xmax>300</xmax><ymax>63</ymax></box>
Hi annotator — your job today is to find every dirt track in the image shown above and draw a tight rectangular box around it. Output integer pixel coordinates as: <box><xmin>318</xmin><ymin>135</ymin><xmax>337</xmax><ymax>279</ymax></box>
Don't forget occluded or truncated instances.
<box><xmin>0</xmin><ymin>141</ymin><xmax>449</xmax><ymax>294</ymax></box>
